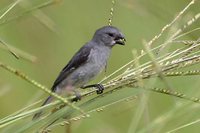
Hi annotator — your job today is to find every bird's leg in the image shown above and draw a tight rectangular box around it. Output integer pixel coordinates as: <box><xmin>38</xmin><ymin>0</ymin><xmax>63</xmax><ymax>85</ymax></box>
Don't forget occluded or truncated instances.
<box><xmin>81</xmin><ymin>84</ymin><xmax>104</xmax><ymax>94</ymax></box>
<box><xmin>71</xmin><ymin>90</ymin><xmax>81</xmax><ymax>102</ymax></box>
<box><xmin>64</xmin><ymin>85</ymin><xmax>81</xmax><ymax>102</ymax></box>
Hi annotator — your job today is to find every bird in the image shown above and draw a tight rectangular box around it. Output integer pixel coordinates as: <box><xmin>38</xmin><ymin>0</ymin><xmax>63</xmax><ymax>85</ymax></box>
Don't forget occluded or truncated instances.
<box><xmin>33</xmin><ymin>25</ymin><xmax>126</xmax><ymax>119</ymax></box>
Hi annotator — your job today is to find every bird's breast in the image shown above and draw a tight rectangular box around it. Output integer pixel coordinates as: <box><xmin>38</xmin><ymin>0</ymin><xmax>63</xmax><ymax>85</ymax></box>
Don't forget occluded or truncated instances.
<box><xmin>79</xmin><ymin>47</ymin><xmax>111</xmax><ymax>82</ymax></box>
<box><xmin>88</xmin><ymin>46</ymin><xmax>111</xmax><ymax>70</ymax></box>
<box><xmin>65</xmin><ymin>46</ymin><xmax>111</xmax><ymax>88</ymax></box>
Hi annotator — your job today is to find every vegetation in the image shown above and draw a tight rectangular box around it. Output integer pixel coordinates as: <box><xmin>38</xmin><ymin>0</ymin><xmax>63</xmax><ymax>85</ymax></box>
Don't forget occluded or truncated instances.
<box><xmin>0</xmin><ymin>0</ymin><xmax>200</xmax><ymax>132</ymax></box>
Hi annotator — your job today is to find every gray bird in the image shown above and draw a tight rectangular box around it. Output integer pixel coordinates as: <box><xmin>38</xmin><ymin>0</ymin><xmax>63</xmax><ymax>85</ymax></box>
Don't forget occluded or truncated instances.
<box><xmin>33</xmin><ymin>26</ymin><xmax>125</xmax><ymax>119</ymax></box>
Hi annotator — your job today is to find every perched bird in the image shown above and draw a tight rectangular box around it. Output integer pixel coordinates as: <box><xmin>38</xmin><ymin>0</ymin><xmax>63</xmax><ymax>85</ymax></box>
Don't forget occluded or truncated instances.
<box><xmin>33</xmin><ymin>26</ymin><xmax>125</xmax><ymax>119</ymax></box>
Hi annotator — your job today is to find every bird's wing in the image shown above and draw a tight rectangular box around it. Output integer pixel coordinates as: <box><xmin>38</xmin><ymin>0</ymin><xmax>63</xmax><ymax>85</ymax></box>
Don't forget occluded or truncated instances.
<box><xmin>51</xmin><ymin>44</ymin><xmax>92</xmax><ymax>91</ymax></box>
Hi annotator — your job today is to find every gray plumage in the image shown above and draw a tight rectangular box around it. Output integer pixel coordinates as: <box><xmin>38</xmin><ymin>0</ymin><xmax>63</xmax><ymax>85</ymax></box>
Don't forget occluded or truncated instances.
<box><xmin>33</xmin><ymin>26</ymin><xmax>125</xmax><ymax>119</ymax></box>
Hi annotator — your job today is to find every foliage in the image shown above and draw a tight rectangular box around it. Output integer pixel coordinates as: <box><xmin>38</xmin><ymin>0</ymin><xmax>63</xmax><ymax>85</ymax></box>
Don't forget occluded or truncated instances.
<box><xmin>0</xmin><ymin>0</ymin><xmax>200</xmax><ymax>133</ymax></box>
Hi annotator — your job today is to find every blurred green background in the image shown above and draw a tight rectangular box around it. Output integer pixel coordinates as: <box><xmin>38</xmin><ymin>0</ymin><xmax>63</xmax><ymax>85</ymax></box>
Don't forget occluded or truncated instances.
<box><xmin>0</xmin><ymin>0</ymin><xmax>200</xmax><ymax>132</ymax></box>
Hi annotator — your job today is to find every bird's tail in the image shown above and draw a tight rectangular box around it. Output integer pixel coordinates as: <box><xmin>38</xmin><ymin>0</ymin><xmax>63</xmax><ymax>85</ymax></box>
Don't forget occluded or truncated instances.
<box><xmin>32</xmin><ymin>96</ymin><xmax>53</xmax><ymax>120</ymax></box>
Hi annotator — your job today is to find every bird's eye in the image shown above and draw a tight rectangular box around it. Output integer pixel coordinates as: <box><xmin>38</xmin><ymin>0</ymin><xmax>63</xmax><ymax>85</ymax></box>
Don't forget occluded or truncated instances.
<box><xmin>107</xmin><ymin>33</ymin><xmax>114</xmax><ymax>37</ymax></box>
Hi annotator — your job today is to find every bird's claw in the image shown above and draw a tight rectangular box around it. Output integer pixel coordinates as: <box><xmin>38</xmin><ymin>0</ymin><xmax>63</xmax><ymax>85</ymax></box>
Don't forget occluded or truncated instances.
<box><xmin>81</xmin><ymin>84</ymin><xmax>104</xmax><ymax>94</ymax></box>
<box><xmin>71</xmin><ymin>93</ymin><xmax>81</xmax><ymax>102</ymax></box>
<box><xmin>95</xmin><ymin>84</ymin><xmax>104</xmax><ymax>94</ymax></box>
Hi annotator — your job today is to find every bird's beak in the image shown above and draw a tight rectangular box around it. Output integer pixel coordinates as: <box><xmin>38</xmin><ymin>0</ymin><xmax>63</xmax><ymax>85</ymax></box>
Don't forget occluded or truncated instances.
<box><xmin>115</xmin><ymin>37</ymin><xmax>126</xmax><ymax>45</ymax></box>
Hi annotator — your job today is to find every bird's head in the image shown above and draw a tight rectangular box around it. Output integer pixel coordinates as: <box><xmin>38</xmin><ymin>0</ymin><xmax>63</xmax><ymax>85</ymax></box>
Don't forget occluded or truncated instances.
<box><xmin>92</xmin><ymin>26</ymin><xmax>126</xmax><ymax>47</ymax></box>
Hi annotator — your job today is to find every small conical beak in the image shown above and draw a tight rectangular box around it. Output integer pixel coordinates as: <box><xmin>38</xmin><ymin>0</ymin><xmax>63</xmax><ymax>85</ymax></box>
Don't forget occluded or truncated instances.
<box><xmin>115</xmin><ymin>37</ymin><xmax>126</xmax><ymax>45</ymax></box>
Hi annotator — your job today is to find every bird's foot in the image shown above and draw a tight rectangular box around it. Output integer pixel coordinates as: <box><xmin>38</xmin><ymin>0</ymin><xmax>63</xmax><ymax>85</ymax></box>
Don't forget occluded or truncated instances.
<box><xmin>71</xmin><ymin>91</ymin><xmax>81</xmax><ymax>102</ymax></box>
<box><xmin>95</xmin><ymin>84</ymin><xmax>104</xmax><ymax>94</ymax></box>
<box><xmin>81</xmin><ymin>84</ymin><xmax>104</xmax><ymax>94</ymax></box>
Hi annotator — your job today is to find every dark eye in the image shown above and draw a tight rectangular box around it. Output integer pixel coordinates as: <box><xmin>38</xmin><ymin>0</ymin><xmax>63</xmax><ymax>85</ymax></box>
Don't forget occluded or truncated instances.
<box><xmin>107</xmin><ymin>33</ymin><xmax>114</xmax><ymax>37</ymax></box>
